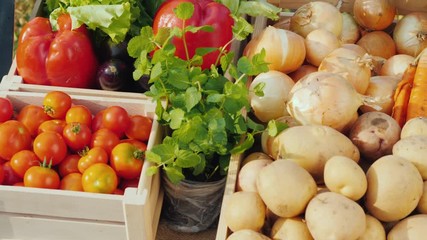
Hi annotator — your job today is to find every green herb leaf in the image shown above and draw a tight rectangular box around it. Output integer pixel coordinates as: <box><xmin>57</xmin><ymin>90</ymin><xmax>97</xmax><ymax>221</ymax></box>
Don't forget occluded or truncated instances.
<box><xmin>185</xmin><ymin>25</ymin><xmax>214</xmax><ymax>33</ymax></box>
<box><xmin>253</xmin><ymin>82</ymin><xmax>266</xmax><ymax>97</ymax></box>
<box><xmin>176</xmin><ymin>150</ymin><xmax>201</xmax><ymax>168</ymax></box>
<box><xmin>230</xmin><ymin>133</ymin><xmax>254</xmax><ymax>154</ymax></box>
<box><xmin>146</xmin><ymin>166</ymin><xmax>159</xmax><ymax>176</ymax></box>
<box><xmin>164</xmin><ymin>166</ymin><xmax>185</xmax><ymax>184</ymax></box>
<box><xmin>232</xmin><ymin>15</ymin><xmax>253</xmax><ymax>41</ymax></box>
<box><xmin>267</xmin><ymin>119</ymin><xmax>289</xmax><ymax>137</ymax></box>
<box><xmin>237</xmin><ymin>1</ymin><xmax>282</xmax><ymax>21</ymax></box>
<box><xmin>195</xmin><ymin>47</ymin><xmax>217</xmax><ymax>57</ymax></box>
<box><xmin>148</xmin><ymin>143</ymin><xmax>176</xmax><ymax>164</ymax></box>
<box><xmin>185</xmin><ymin>87</ymin><xmax>201</xmax><ymax>112</ymax></box>
<box><xmin>170</xmin><ymin>108</ymin><xmax>185</xmax><ymax>130</ymax></box>
<box><xmin>174</xmin><ymin>2</ymin><xmax>194</xmax><ymax>20</ymax></box>
<box><xmin>247</xmin><ymin>118</ymin><xmax>265</xmax><ymax>132</ymax></box>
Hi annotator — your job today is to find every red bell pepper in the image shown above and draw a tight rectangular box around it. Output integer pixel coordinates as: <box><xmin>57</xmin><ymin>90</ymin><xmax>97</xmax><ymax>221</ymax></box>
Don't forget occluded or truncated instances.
<box><xmin>152</xmin><ymin>0</ymin><xmax>234</xmax><ymax>69</ymax></box>
<box><xmin>16</xmin><ymin>14</ymin><xmax>98</xmax><ymax>88</ymax></box>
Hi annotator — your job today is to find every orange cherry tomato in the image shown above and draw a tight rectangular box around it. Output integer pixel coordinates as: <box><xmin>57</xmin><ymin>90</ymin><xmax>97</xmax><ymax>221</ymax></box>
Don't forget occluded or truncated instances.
<box><xmin>65</xmin><ymin>105</ymin><xmax>92</xmax><ymax>127</ymax></box>
<box><xmin>91</xmin><ymin>128</ymin><xmax>120</xmax><ymax>155</ymax></box>
<box><xmin>17</xmin><ymin>104</ymin><xmax>51</xmax><ymax>137</ymax></box>
<box><xmin>33</xmin><ymin>131</ymin><xmax>68</xmax><ymax>166</ymax></box>
<box><xmin>38</xmin><ymin>119</ymin><xmax>67</xmax><ymax>135</ymax></box>
<box><xmin>43</xmin><ymin>91</ymin><xmax>72</xmax><ymax>119</ymax></box>
<box><xmin>91</xmin><ymin>109</ymin><xmax>105</xmax><ymax>132</ymax></box>
<box><xmin>110</xmin><ymin>142</ymin><xmax>144</xmax><ymax>180</ymax></box>
<box><xmin>102</xmin><ymin>106</ymin><xmax>130</xmax><ymax>137</ymax></box>
<box><xmin>60</xmin><ymin>172</ymin><xmax>83</xmax><ymax>191</ymax></box>
<box><xmin>120</xmin><ymin>139</ymin><xmax>147</xmax><ymax>152</ymax></box>
<box><xmin>63</xmin><ymin>122</ymin><xmax>92</xmax><ymax>152</ymax></box>
<box><xmin>23</xmin><ymin>160</ymin><xmax>60</xmax><ymax>189</ymax></box>
<box><xmin>9</xmin><ymin>150</ymin><xmax>40</xmax><ymax>178</ymax></box>
<box><xmin>0</xmin><ymin>120</ymin><xmax>32</xmax><ymax>160</ymax></box>
<box><xmin>57</xmin><ymin>154</ymin><xmax>80</xmax><ymax>177</ymax></box>
<box><xmin>82</xmin><ymin>163</ymin><xmax>118</xmax><ymax>194</ymax></box>
<box><xmin>125</xmin><ymin>115</ymin><xmax>152</xmax><ymax>142</ymax></box>
<box><xmin>78</xmin><ymin>147</ymin><xmax>108</xmax><ymax>173</ymax></box>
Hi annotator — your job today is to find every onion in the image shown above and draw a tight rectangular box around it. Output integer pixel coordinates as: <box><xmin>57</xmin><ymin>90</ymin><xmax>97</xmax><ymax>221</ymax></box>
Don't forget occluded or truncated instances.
<box><xmin>286</xmin><ymin>71</ymin><xmax>374</xmax><ymax>132</ymax></box>
<box><xmin>290</xmin><ymin>1</ymin><xmax>343</xmax><ymax>38</ymax></box>
<box><xmin>341</xmin><ymin>12</ymin><xmax>361</xmax><ymax>44</ymax></box>
<box><xmin>341</xmin><ymin>43</ymin><xmax>368</xmax><ymax>56</ymax></box>
<box><xmin>244</xmin><ymin>26</ymin><xmax>306</xmax><ymax>74</ymax></box>
<box><xmin>288</xmin><ymin>64</ymin><xmax>318</xmax><ymax>82</ymax></box>
<box><xmin>357</xmin><ymin>31</ymin><xmax>396</xmax><ymax>59</ymax></box>
<box><xmin>359</xmin><ymin>75</ymin><xmax>401</xmax><ymax>115</ymax></box>
<box><xmin>249</xmin><ymin>70</ymin><xmax>295</xmax><ymax>123</ymax></box>
<box><xmin>380</xmin><ymin>54</ymin><xmax>415</xmax><ymax>76</ymax></box>
<box><xmin>353</xmin><ymin>0</ymin><xmax>396</xmax><ymax>31</ymax></box>
<box><xmin>318</xmin><ymin>47</ymin><xmax>372</xmax><ymax>94</ymax></box>
<box><xmin>392</xmin><ymin>0</ymin><xmax>427</xmax><ymax>12</ymax></box>
<box><xmin>305</xmin><ymin>29</ymin><xmax>341</xmax><ymax>67</ymax></box>
<box><xmin>393</xmin><ymin>12</ymin><xmax>427</xmax><ymax>57</ymax></box>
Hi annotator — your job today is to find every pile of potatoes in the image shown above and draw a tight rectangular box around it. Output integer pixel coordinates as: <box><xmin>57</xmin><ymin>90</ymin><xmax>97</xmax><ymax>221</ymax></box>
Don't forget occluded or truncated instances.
<box><xmin>224</xmin><ymin>116</ymin><xmax>427</xmax><ymax>240</ymax></box>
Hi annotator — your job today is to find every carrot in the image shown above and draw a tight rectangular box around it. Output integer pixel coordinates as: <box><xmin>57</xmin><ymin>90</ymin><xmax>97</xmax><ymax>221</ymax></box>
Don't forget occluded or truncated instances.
<box><xmin>391</xmin><ymin>64</ymin><xmax>416</xmax><ymax>128</ymax></box>
<box><xmin>406</xmin><ymin>49</ymin><xmax>427</xmax><ymax>122</ymax></box>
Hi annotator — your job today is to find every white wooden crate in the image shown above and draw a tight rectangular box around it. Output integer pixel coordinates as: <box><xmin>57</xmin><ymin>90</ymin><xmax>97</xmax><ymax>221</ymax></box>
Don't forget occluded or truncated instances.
<box><xmin>0</xmin><ymin>91</ymin><xmax>163</xmax><ymax>240</ymax></box>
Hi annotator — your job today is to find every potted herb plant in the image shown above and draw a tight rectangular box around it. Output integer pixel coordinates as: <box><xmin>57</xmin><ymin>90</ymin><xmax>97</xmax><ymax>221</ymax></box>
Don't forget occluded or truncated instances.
<box><xmin>127</xmin><ymin>0</ymin><xmax>281</xmax><ymax>232</ymax></box>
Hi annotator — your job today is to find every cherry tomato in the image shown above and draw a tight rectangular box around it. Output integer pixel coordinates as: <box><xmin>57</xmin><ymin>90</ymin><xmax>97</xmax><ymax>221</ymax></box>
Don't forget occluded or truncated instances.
<box><xmin>120</xmin><ymin>139</ymin><xmax>147</xmax><ymax>152</ymax></box>
<box><xmin>78</xmin><ymin>147</ymin><xmax>108</xmax><ymax>173</ymax></box>
<box><xmin>102</xmin><ymin>106</ymin><xmax>130</xmax><ymax>137</ymax></box>
<box><xmin>43</xmin><ymin>91</ymin><xmax>72</xmax><ymax>119</ymax></box>
<box><xmin>91</xmin><ymin>128</ymin><xmax>120</xmax><ymax>155</ymax></box>
<box><xmin>63</xmin><ymin>122</ymin><xmax>92</xmax><ymax>152</ymax></box>
<box><xmin>38</xmin><ymin>119</ymin><xmax>67</xmax><ymax>135</ymax></box>
<box><xmin>0</xmin><ymin>164</ymin><xmax>4</xmax><ymax>184</ymax></box>
<box><xmin>2</xmin><ymin>162</ymin><xmax>23</xmax><ymax>185</ymax></box>
<box><xmin>112</xmin><ymin>188</ymin><xmax>125</xmax><ymax>195</ymax></box>
<box><xmin>0</xmin><ymin>120</ymin><xmax>32</xmax><ymax>160</ymax></box>
<box><xmin>82</xmin><ymin>163</ymin><xmax>118</xmax><ymax>194</ymax></box>
<box><xmin>17</xmin><ymin>104</ymin><xmax>51</xmax><ymax>137</ymax></box>
<box><xmin>65</xmin><ymin>105</ymin><xmax>92</xmax><ymax>127</ymax></box>
<box><xmin>33</xmin><ymin>131</ymin><xmax>68</xmax><ymax>166</ymax></box>
<box><xmin>9</xmin><ymin>150</ymin><xmax>40</xmax><ymax>178</ymax></box>
<box><xmin>58</xmin><ymin>154</ymin><xmax>80</xmax><ymax>177</ymax></box>
<box><xmin>24</xmin><ymin>160</ymin><xmax>60</xmax><ymax>189</ymax></box>
<box><xmin>125</xmin><ymin>115</ymin><xmax>152</xmax><ymax>142</ymax></box>
<box><xmin>0</xmin><ymin>97</ymin><xmax>13</xmax><ymax>123</ymax></box>
<box><xmin>119</xmin><ymin>177</ymin><xmax>140</xmax><ymax>191</ymax></box>
<box><xmin>91</xmin><ymin>110</ymin><xmax>105</xmax><ymax>132</ymax></box>
<box><xmin>14</xmin><ymin>182</ymin><xmax>24</xmax><ymax>187</ymax></box>
<box><xmin>60</xmin><ymin>172</ymin><xmax>83</xmax><ymax>191</ymax></box>
<box><xmin>110</xmin><ymin>142</ymin><xmax>144</xmax><ymax>180</ymax></box>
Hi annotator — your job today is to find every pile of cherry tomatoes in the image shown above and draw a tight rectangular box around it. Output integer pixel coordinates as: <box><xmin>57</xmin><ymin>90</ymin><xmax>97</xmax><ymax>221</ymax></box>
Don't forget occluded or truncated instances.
<box><xmin>0</xmin><ymin>91</ymin><xmax>152</xmax><ymax>195</ymax></box>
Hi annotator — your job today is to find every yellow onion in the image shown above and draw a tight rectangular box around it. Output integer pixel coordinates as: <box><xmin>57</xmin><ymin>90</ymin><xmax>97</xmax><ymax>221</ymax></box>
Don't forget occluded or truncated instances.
<box><xmin>393</xmin><ymin>0</ymin><xmax>427</xmax><ymax>12</ymax></box>
<box><xmin>341</xmin><ymin>12</ymin><xmax>361</xmax><ymax>44</ymax></box>
<box><xmin>290</xmin><ymin>1</ymin><xmax>343</xmax><ymax>38</ymax></box>
<box><xmin>244</xmin><ymin>26</ymin><xmax>306</xmax><ymax>74</ymax></box>
<box><xmin>393</xmin><ymin>12</ymin><xmax>427</xmax><ymax>57</ymax></box>
<box><xmin>357</xmin><ymin>31</ymin><xmax>396</xmax><ymax>59</ymax></box>
<box><xmin>341</xmin><ymin>43</ymin><xmax>368</xmax><ymax>56</ymax></box>
<box><xmin>288</xmin><ymin>64</ymin><xmax>318</xmax><ymax>82</ymax></box>
<box><xmin>353</xmin><ymin>0</ymin><xmax>396</xmax><ymax>31</ymax></box>
<box><xmin>380</xmin><ymin>54</ymin><xmax>415</xmax><ymax>77</ymax></box>
<box><xmin>359</xmin><ymin>75</ymin><xmax>401</xmax><ymax>115</ymax></box>
<box><xmin>318</xmin><ymin>47</ymin><xmax>373</xmax><ymax>94</ymax></box>
<box><xmin>305</xmin><ymin>28</ymin><xmax>342</xmax><ymax>67</ymax></box>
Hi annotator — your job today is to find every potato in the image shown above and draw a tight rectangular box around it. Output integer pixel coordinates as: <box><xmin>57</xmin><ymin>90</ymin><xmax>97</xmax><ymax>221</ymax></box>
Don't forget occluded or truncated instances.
<box><xmin>227</xmin><ymin>229</ymin><xmax>271</xmax><ymax>240</ymax></box>
<box><xmin>324</xmin><ymin>155</ymin><xmax>367</xmax><ymax>201</ymax></box>
<box><xmin>224</xmin><ymin>191</ymin><xmax>266</xmax><ymax>232</ymax></box>
<box><xmin>256</xmin><ymin>159</ymin><xmax>317</xmax><ymax>218</ymax></box>
<box><xmin>242</xmin><ymin>152</ymin><xmax>272</xmax><ymax>166</ymax></box>
<box><xmin>417</xmin><ymin>181</ymin><xmax>427</xmax><ymax>214</ymax></box>
<box><xmin>387</xmin><ymin>214</ymin><xmax>427</xmax><ymax>240</ymax></box>
<box><xmin>305</xmin><ymin>192</ymin><xmax>366</xmax><ymax>240</ymax></box>
<box><xmin>348</xmin><ymin>111</ymin><xmax>401</xmax><ymax>161</ymax></box>
<box><xmin>237</xmin><ymin>158</ymin><xmax>273</xmax><ymax>192</ymax></box>
<box><xmin>401</xmin><ymin>117</ymin><xmax>427</xmax><ymax>138</ymax></box>
<box><xmin>270</xmin><ymin>217</ymin><xmax>314</xmax><ymax>240</ymax></box>
<box><xmin>261</xmin><ymin>115</ymin><xmax>300</xmax><ymax>157</ymax></box>
<box><xmin>269</xmin><ymin>125</ymin><xmax>360</xmax><ymax>182</ymax></box>
<box><xmin>365</xmin><ymin>155</ymin><xmax>423</xmax><ymax>222</ymax></box>
<box><xmin>393</xmin><ymin>135</ymin><xmax>427</xmax><ymax>180</ymax></box>
<box><xmin>356</xmin><ymin>214</ymin><xmax>386</xmax><ymax>240</ymax></box>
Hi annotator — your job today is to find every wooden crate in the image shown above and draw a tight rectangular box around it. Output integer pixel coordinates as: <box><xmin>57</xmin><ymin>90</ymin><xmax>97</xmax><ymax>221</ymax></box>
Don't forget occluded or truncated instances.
<box><xmin>0</xmin><ymin>90</ymin><xmax>163</xmax><ymax>240</ymax></box>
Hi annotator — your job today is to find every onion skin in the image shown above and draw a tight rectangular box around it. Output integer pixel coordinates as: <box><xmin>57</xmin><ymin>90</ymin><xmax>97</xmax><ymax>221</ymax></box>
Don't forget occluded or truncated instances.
<box><xmin>290</xmin><ymin>1</ymin><xmax>343</xmax><ymax>38</ymax></box>
<box><xmin>305</xmin><ymin>29</ymin><xmax>341</xmax><ymax>67</ymax></box>
<box><xmin>357</xmin><ymin>31</ymin><xmax>396</xmax><ymax>59</ymax></box>
<box><xmin>353</xmin><ymin>0</ymin><xmax>396</xmax><ymax>31</ymax></box>
<box><xmin>359</xmin><ymin>75</ymin><xmax>400</xmax><ymax>115</ymax></box>
<box><xmin>393</xmin><ymin>12</ymin><xmax>427</xmax><ymax>57</ymax></box>
<box><xmin>244</xmin><ymin>26</ymin><xmax>306</xmax><ymax>74</ymax></box>
<box><xmin>380</xmin><ymin>54</ymin><xmax>415</xmax><ymax>77</ymax></box>
<box><xmin>288</xmin><ymin>64</ymin><xmax>317</xmax><ymax>82</ymax></box>
<box><xmin>341</xmin><ymin>12</ymin><xmax>360</xmax><ymax>44</ymax></box>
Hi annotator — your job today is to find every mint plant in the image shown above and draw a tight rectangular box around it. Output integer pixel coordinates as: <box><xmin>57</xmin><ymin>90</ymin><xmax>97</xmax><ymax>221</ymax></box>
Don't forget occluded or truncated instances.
<box><xmin>128</xmin><ymin>2</ymin><xmax>282</xmax><ymax>184</ymax></box>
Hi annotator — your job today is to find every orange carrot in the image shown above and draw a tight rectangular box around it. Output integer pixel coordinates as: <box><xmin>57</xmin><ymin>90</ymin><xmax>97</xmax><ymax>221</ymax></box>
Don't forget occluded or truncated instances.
<box><xmin>406</xmin><ymin>49</ymin><xmax>427</xmax><ymax>122</ymax></box>
<box><xmin>391</xmin><ymin>64</ymin><xmax>416</xmax><ymax>128</ymax></box>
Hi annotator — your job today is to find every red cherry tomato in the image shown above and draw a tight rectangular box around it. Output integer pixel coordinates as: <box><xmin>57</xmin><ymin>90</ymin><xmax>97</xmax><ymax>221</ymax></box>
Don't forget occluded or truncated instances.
<box><xmin>91</xmin><ymin>110</ymin><xmax>105</xmax><ymax>132</ymax></box>
<box><xmin>57</xmin><ymin>154</ymin><xmax>80</xmax><ymax>178</ymax></box>
<box><xmin>110</xmin><ymin>142</ymin><xmax>144</xmax><ymax>180</ymax></box>
<box><xmin>24</xmin><ymin>160</ymin><xmax>60</xmax><ymax>189</ymax></box>
<box><xmin>77</xmin><ymin>147</ymin><xmax>108</xmax><ymax>173</ymax></box>
<box><xmin>125</xmin><ymin>115</ymin><xmax>152</xmax><ymax>142</ymax></box>
<box><xmin>63</xmin><ymin>122</ymin><xmax>92</xmax><ymax>152</ymax></box>
<box><xmin>0</xmin><ymin>120</ymin><xmax>32</xmax><ymax>160</ymax></box>
<box><xmin>2</xmin><ymin>162</ymin><xmax>23</xmax><ymax>185</ymax></box>
<box><xmin>0</xmin><ymin>97</ymin><xmax>13</xmax><ymax>123</ymax></box>
<box><xmin>33</xmin><ymin>131</ymin><xmax>68</xmax><ymax>166</ymax></box>
<box><xmin>17</xmin><ymin>105</ymin><xmax>51</xmax><ymax>137</ymax></box>
<box><xmin>43</xmin><ymin>91</ymin><xmax>72</xmax><ymax>119</ymax></box>
<box><xmin>60</xmin><ymin>172</ymin><xmax>83</xmax><ymax>191</ymax></box>
<box><xmin>0</xmin><ymin>164</ymin><xmax>4</xmax><ymax>184</ymax></box>
<box><xmin>91</xmin><ymin>128</ymin><xmax>120</xmax><ymax>155</ymax></box>
<box><xmin>82</xmin><ymin>163</ymin><xmax>118</xmax><ymax>194</ymax></box>
<box><xmin>9</xmin><ymin>150</ymin><xmax>40</xmax><ymax>178</ymax></box>
<box><xmin>65</xmin><ymin>105</ymin><xmax>92</xmax><ymax>127</ymax></box>
<box><xmin>38</xmin><ymin>119</ymin><xmax>67</xmax><ymax>135</ymax></box>
<box><xmin>102</xmin><ymin>106</ymin><xmax>130</xmax><ymax>137</ymax></box>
